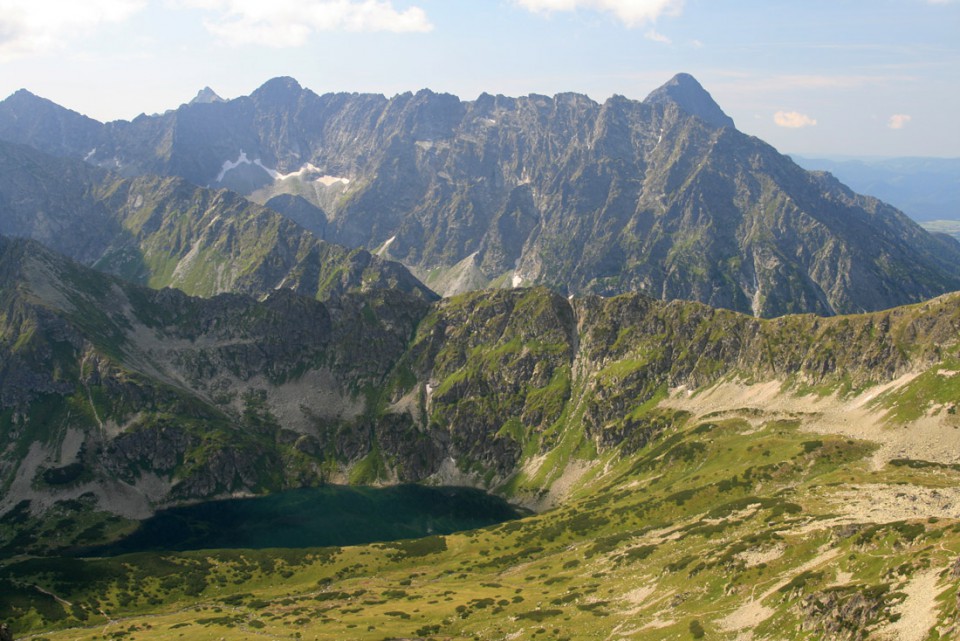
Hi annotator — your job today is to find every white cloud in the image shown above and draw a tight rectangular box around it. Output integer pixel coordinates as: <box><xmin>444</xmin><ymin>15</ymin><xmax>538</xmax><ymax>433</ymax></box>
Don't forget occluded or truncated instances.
<box><xmin>887</xmin><ymin>114</ymin><xmax>912</xmax><ymax>129</ymax></box>
<box><xmin>514</xmin><ymin>0</ymin><xmax>684</xmax><ymax>28</ymax></box>
<box><xmin>0</xmin><ymin>0</ymin><xmax>145</xmax><ymax>60</ymax></box>
<box><xmin>644</xmin><ymin>28</ymin><xmax>670</xmax><ymax>44</ymax></box>
<box><xmin>177</xmin><ymin>0</ymin><xmax>433</xmax><ymax>45</ymax></box>
<box><xmin>773</xmin><ymin>110</ymin><xmax>817</xmax><ymax>128</ymax></box>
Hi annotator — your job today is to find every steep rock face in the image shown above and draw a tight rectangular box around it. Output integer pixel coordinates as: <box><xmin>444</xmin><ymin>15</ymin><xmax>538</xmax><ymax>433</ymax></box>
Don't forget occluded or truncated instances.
<box><xmin>406</xmin><ymin>286</ymin><xmax>959</xmax><ymax>478</ymax></box>
<box><xmin>0</xmin><ymin>140</ymin><xmax>119</xmax><ymax>264</ymax></box>
<box><xmin>264</xmin><ymin>194</ymin><xmax>328</xmax><ymax>237</ymax></box>
<box><xmin>406</xmin><ymin>288</ymin><xmax>577</xmax><ymax>476</ymax></box>
<box><xmin>2</xmin><ymin>75</ymin><xmax>959</xmax><ymax>316</ymax></box>
<box><xmin>0</xmin><ymin>141</ymin><xmax>435</xmax><ymax>302</ymax></box>
<box><xmin>0</xmin><ymin>237</ymin><xmax>433</xmax><ymax>519</ymax></box>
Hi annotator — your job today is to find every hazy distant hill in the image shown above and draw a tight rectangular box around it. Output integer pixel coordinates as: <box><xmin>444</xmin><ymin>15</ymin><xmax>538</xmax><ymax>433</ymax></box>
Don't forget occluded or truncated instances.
<box><xmin>2</xmin><ymin>75</ymin><xmax>960</xmax><ymax>316</ymax></box>
<box><xmin>793</xmin><ymin>155</ymin><xmax>960</xmax><ymax>222</ymax></box>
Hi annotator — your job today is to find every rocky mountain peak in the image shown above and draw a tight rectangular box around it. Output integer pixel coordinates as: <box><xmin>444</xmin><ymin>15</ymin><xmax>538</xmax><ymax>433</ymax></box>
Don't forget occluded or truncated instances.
<box><xmin>643</xmin><ymin>72</ymin><xmax>735</xmax><ymax>129</ymax></box>
<box><xmin>3</xmin><ymin>88</ymin><xmax>72</xmax><ymax>115</ymax></box>
<box><xmin>251</xmin><ymin>76</ymin><xmax>304</xmax><ymax>105</ymax></box>
<box><xmin>0</xmin><ymin>93</ymin><xmax>104</xmax><ymax>162</ymax></box>
<box><xmin>3</xmin><ymin>74</ymin><xmax>960</xmax><ymax>317</ymax></box>
<box><xmin>190</xmin><ymin>86</ymin><xmax>224</xmax><ymax>105</ymax></box>
<box><xmin>9</xmin><ymin>88</ymin><xmax>40</xmax><ymax>102</ymax></box>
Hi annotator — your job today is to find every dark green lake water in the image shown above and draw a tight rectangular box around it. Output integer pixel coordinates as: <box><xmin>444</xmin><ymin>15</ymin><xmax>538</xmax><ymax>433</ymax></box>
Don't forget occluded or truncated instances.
<box><xmin>88</xmin><ymin>485</ymin><xmax>521</xmax><ymax>555</ymax></box>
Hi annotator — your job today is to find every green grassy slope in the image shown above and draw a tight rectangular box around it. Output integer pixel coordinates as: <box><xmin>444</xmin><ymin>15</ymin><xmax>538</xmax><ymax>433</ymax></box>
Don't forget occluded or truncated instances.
<box><xmin>2</xmin><ymin>401</ymin><xmax>958</xmax><ymax>640</ymax></box>
<box><xmin>3</xmin><ymin>239</ymin><xmax>960</xmax><ymax>639</ymax></box>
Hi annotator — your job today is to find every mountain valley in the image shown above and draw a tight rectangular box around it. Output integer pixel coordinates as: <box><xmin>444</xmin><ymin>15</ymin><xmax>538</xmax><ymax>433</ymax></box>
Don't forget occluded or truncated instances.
<box><xmin>1</xmin><ymin>232</ymin><xmax>960</xmax><ymax>638</ymax></box>
<box><xmin>0</xmin><ymin>71</ymin><xmax>959</xmax><ymax>641</ymax></box>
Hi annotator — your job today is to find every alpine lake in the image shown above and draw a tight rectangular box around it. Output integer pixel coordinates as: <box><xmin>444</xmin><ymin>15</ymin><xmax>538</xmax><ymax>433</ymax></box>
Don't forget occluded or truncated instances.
<box><xmin>85</xmin><ymin>485</ymin><xmax>524</xmax><ymax>555</ymax></box>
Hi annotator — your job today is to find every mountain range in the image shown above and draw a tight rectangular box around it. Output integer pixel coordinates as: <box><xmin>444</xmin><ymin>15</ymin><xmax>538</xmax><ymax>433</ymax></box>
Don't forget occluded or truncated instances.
<box><xmin>2</xmin><ymin>231</ymin><xmax>959</xmax><ymax>530</ymax></box>
<box><xmin>2</xmin><ymin>73</ymin><xmax>960</xmax><ymax>640</ymax></box>
<box><xmin>3</xmin><ymin>74</ymin><xmax>960</xmax><ymax>316</ymax></box>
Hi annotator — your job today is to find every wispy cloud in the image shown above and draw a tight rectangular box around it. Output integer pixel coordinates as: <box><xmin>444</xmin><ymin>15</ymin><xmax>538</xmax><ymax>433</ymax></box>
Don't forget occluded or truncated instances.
<box><xmin>644</xmin><ymin>28</ymin><xmax>670</xmax><ymax>44</ymax></box>
<box><xmin>887</xmin><ymin>114</ymin><xmax>912</xmax><ymax>129</ymax></box>
<box><xmin>774</xmin><ymin>110</ymin><xmax>817</xmax><ymax>128</ymax></box>
<box><xmin>514</xmin><ymin>0</ymin><xmax>684</xmax><ymax>28</ymax></box>
<box><xmin>0</xmin><ymin>0</ymin><xmax>146</xmax><ymax>61</ymax></box>
<box><xmin>177</xmin><ymin>0</ymin><xmax>433</xmax><ymax>46</ymax></box>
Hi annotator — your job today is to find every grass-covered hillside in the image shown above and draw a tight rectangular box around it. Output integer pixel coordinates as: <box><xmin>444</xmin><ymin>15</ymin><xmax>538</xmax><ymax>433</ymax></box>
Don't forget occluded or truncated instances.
<box><xmin>2</xmin><ymin>390</ymin><xmax>959</xmax><ymax>640</ymax></box>
<box><xmin>2</xmin><ymin>235</ymin><xmax>960</xmax><ymax>639</ymax></box>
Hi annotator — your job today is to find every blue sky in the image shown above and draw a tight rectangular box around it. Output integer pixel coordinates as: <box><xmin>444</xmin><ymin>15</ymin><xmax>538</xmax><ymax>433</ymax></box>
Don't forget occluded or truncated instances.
<box><xmin>0</xmin><ymin>0</ymin><xmax>957</xmax><ymax>157</ymax></box>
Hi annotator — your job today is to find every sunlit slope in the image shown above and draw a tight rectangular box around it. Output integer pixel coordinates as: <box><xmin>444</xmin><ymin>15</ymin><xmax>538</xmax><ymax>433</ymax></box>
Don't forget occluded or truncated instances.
<box><xmin>3</xmin><ymin>237</ymin><xmax>960</xmax><ymax>639</ymax></box>
<box><xmin>4</xmin><ymin>231</ymin><xmax>960</xmax><ymax>524</ymax></box>
<box><xmin>3</xmin><ymin>396</ymin><xmax>959</xmax><ymax>640</ymax></box>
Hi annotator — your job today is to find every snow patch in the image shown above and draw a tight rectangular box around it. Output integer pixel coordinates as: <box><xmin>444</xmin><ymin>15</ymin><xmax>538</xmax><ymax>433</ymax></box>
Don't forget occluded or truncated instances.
<box><xmin>262</xmin><ymin>161</ymin><xmax>319</xmax><ymax>181</ymax></box>
<box><xmin>512</xmin><ymin>272</ymin><xmax>524</xmax><ymax>288</ymax></box>
<box><xmin>215</xmin><ymin>151</ymin><xmax>350</xmax><ymax>186</ymax></box>
<box><xmin>84</xmin><ymin>148</ymin><xmax>96</xmax><ymax>161</ymax></box>
<box><xmin>317</xmin><ymin>175</ymin><xmax>350</xmax><ymax>186</ymax></box>
<box><xmin>377</xmin><ymin>235</ymin><xmax>397</xmax><ymax>257</ymax></box>
<box><xmin>216</xmin><ymin>150</ymin><xmax>253</xmax><ymax>183</ymax></box>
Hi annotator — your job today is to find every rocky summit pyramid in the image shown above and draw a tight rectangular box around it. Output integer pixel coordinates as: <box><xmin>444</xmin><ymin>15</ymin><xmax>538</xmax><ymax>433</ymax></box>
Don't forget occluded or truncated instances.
<box><xmin>642</xmin><ymin>71</ymin><xmax>735</xmax><ymax>129</ymax></box>
<box><xmin>190</xmin><ymin>86</ymin><xmax>224</xmax><ymax>105</ymax></box>
<box><xmin>1</xmin><ymin>74</ymin><xmax>960</xmax><ymax>316</ymax></box>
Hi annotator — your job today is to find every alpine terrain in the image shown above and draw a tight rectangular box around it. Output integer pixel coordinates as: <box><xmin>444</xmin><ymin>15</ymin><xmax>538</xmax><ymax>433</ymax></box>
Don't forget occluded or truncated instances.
<box><xmin>0</xmin><ymin>72</ymin><xmax>959</xmax><ymax>641</ymax></box>
<box><xmin>1</xmin><ymin>233</ymin><xmax>960</xmax><ymax>639</ymax></box>
<box><xmin>2</xmin><ymin>74</ymin><xmax>959</xmax><ymax>315</ymax></box>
